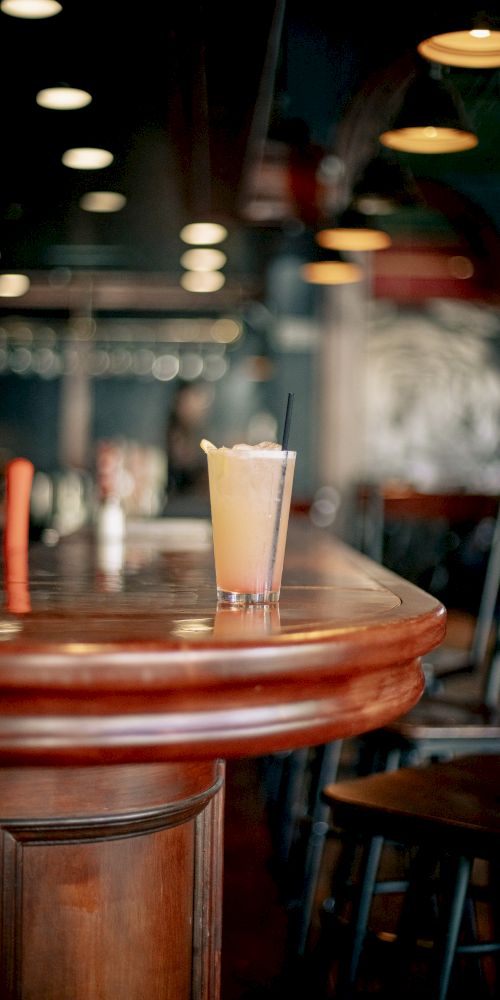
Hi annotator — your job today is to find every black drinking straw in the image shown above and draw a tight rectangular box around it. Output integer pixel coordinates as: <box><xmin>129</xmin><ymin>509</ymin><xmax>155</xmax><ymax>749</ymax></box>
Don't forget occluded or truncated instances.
<box><xmin>267</xmin><ymin>392</ymin><xmax>294</xmax><ymax>595</ymax></box>
<box><xmin>281</xmin><ymin>392</ymin><xmax>294</xmax><ymax>450</ymax></box>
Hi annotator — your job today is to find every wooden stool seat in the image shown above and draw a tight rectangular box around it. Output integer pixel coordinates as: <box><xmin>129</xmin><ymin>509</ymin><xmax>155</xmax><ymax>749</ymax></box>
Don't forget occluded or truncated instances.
<box><xmin>325</xmin><ymin>754</ymin><xmax>500</xmax><ymax>858</ymax></box>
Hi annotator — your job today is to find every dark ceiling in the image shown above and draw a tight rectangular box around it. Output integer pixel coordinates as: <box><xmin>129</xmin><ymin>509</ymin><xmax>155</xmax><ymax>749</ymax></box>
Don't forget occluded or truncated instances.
<box><xmin>2</xmin><ymin>1</ymin><xmax>500</xmax><ymax>309</ymax></box>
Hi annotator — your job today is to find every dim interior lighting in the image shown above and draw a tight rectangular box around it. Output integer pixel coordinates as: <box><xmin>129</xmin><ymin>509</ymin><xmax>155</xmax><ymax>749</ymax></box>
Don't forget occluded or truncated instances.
<box><xmin>241</xmin><ymin>355</ymin><xmax>275</xmax><ymax>382</ymax></box>
<box><xmin>180</xmin><ymin>248</ymin><xmax>227</xmax><ymax>271</ymax></box>
<box><xmin>180</xmin><ymin>222</ymin><xmax>228</xmax><ymax>245</ymax></box>
<box><xmin>0</xmin><ymin>273</ymin><xmax>30</xmax><ymax>297</ymax></box>
<box><xmin>418</xmin><ymin>28</ymin><xmax>500</xmax><ymax>68</ymax></box>
<box><xmin>301</xmin><ymin>255</ymin><xmax>363</xmax><ymax>285</ymax></box>
<box><xmin>316</xmin><ymin>210</ymin><xmax>391</xmax><ymax>252</ymax></box>
<box><xmin>179</xmin><ymin>352</ymin><xmax>204</xmax><ymax>380</ymax></box>
<box><xmin>36</xmin><ymin>86</ymin><xmax>92</xmax><ymax>110</ymax></box>
<box><xmin>152</xmin><ymin>354</ymin><xmax>180</xmax><ymax>382</ymax></box>
<box><xmin>1</xmin><ymin>0</ymin><xmax>61</xmax><ymax>16</ymax></box>
<box><xmin>379</xmin><ymin>71</ymin><xmax>478</xmax><ymax>154</ymax></box>
<box><xmin>62</xmin><ymin>147</ymin><xmax>114</xmax><ymax>170</ymax></box>
<box><xmin>80</xmin><ymin>191</ymin><xmax>127</xmax><ymax>212</ymax></box>
<box><xmin>448</xmin><ymin>254</ymin><xmax>474</xmax><ymax>279</ymax></box>
<box><xmin>354</xmin><ymin>194</ymin><xmax>397</xmax><ymax>215</ymax></box>
<box><xmin>180</xmin><ymin>271</ymin><xmax>226</xmax><ymax>293</ymax></box>
<box><xmin>380</xmin><ymin>125</ymin><xmax>478</xmax><ymax>154</ymax></box>
<box><xmin>317</xmin><ymin>227</ymin><xmax>391</xmax><ymax>252</ymax></box>
<box><xmin>210</xmin><ymin>318</ymin><xmax>241</xmax><ymax>343</ymax></box>
<box><xmin>204</xmin><ymin>354</ymin><xmax>228</xmax><ymax>380</ymax></box>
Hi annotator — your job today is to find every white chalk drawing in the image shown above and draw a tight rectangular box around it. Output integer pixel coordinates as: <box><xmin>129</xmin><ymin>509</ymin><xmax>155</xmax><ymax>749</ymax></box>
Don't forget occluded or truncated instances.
<box><xmin>362</xmin><ymin>299</ymin><xmax>500</xmax><ymax>490</ymax></box>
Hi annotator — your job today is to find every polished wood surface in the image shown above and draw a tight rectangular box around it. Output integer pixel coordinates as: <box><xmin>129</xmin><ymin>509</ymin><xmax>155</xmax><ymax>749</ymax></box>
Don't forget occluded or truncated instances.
<box><xmin>1</xmin><ymin>760</ymin><xmax>223</xmax><ymax>1000</ymax></box>
<box><xmin>324</xmin><ymin>753</ymin><xmax>500</xmax><ymax>856</ymax></box>
<box><xmin>0</xmin><ymin>518</ymin><xmax>445</xmax><ymax>999</ymax></box>
<box><xmin>0</xmin><ymin>519</ymin><xmax>445</xmax><ymax>764</ymax></box>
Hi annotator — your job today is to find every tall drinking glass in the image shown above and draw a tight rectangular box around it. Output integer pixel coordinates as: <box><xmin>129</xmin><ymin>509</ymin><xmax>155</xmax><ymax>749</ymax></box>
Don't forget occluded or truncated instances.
<box><xmin>204</xmin><ymin>443</ymin><xmax>296</xmax><ymax>604</ymax></box>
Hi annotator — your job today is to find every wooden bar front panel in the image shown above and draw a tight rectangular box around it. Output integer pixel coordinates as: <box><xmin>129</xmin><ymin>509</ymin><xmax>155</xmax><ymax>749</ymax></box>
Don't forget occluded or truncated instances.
<box><xmin>0</xmin><ymin>761</ymin><xmax>224</xmax><ymax>1000</ymax></box>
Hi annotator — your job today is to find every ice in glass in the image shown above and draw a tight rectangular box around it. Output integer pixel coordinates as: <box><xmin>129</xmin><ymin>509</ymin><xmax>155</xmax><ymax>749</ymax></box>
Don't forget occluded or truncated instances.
<box><xmin>201</xmin><ymin>440</ymin><xmax>296</xmax><ymax>604</ymax></box>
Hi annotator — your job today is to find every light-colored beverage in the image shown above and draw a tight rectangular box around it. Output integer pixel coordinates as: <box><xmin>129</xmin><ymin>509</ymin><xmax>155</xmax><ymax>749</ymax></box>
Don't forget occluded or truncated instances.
<box><xmin>202</xmin><ymin>441</ymin><xmax>296</xmax><ymax>604</ymax></box>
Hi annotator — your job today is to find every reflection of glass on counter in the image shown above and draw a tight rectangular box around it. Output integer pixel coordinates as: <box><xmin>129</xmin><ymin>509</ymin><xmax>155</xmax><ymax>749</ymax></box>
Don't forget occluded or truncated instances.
<box><xmin>213</xmin><ymin>603</ymin><xmax>281</xmax><ymax>640</ymax></box>
<box><xmin>95</xmin><ymin>538</ymin><xmax>125</xmax><ymax>590</ymax></box>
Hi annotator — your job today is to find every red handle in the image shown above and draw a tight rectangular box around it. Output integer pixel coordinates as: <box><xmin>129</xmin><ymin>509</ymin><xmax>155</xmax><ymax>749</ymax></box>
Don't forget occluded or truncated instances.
<box><xmin>3</xmin><ymin>458</ymin><xmax>34</xmax><ymax>613</ymax></box>
<box><xmin>4</xmin><ymin>458</ymin><xmax>34</xmax><ymax>552</ymax></box>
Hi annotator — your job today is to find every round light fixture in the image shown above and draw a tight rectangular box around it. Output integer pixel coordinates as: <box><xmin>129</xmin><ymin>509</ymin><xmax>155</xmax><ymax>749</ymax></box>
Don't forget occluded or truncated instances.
<box><xmin>301</xmin><ymin>261</ymin><xmax>363</xmax><ymax>285</ymax></box>
<box><xmin>418</xmin><ymin>29</ymin><xmax>500</xmax><ymax>69</ymax></box>
<box><xmin>380</xmin><ymin>125</ymin><xmax>478</xmax><ymax>154</ymax></box>
<box><xmin>0</xmin><ymin>0</ymin><xmax>61</xmax><ymax>17</ymax></box>
<box><xmin>379</xmin><ymin>72</ymin><xmax>478</xmax><ymax>154</ymax></box>
<box><xmin>80</xmin><ymin>191</ymin><xmax>126</xmax><ymax>213</ymax></box>
<box><xmin>62</xmin><ymin>147</ymin><xmax>113</xmax><ymax>170</ymax></box>
<box><xmin>316</xmin><ymin>225</ymin><xmax>391</xmax><ymax>252</ymax></box>
<box><xmin>180</xmin><ymin>222</ymin><xmax>228</xmax><ymax>245</ymax></box>
<box><xmin>180</xmin><ymin>248</ymin><xmax>226</xmax><ymax>271</ymax></box>
<box><xmin>180</xmin><ymin>271</ymin><xmax>226</xmax><ymax>293</ymax></box>
<box><xmin>0</xmin><ymin>273</ymin><xmax>30</xmax><ymax>297</ymax></box>
<box><xmin>210</xmin><ymin>318</ymin><xmax>241</xmax><ymax>343</ymax></box>
<box><xmin>36</xmin><ymin>86</ymin><xmax>92</xmax><ymax>110</ymax></box>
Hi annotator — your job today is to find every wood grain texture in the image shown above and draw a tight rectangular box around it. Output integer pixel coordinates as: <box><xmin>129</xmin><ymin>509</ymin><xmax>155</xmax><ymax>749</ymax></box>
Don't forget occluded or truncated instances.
<box><xmin>0</xmin><ymin>520</ymin><xmax>445</xmax><ymax>998</ymax></box>
<box><xmin>0</xmin><ymin>761</ymin><xmax>223</xmax><ymax>1000</ymax></box>
<box><xmin>0</xmin><ymin>521</ymin><xmax>446</xmax><ymax>763</ymax></box>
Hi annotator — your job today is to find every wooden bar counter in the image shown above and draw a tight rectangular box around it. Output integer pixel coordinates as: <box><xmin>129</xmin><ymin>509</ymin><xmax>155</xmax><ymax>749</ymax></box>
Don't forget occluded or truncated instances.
<box><xmin>0</xmin><ymin>518</ymin><xmax>446</xmax><ymax>999</ymax></box>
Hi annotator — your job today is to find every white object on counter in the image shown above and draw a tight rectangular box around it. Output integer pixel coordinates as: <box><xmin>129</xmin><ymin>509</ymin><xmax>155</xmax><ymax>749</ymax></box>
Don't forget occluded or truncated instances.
<box><xmin>96</xmin><ymin>496</ymin><xmax>125</xmax><ymax>574</ymax></box>
<box><xmin>96</xmin><ymin>496</ymin><xmax>125</xmax><ymax>543</ymax></box>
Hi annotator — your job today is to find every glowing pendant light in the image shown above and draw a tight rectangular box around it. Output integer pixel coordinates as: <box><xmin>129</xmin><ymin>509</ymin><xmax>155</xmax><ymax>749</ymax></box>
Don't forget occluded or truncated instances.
<box><xmin>379</xmin><ymin>69</ymin><xmax>478</xmax><ymax>154</ymax></box>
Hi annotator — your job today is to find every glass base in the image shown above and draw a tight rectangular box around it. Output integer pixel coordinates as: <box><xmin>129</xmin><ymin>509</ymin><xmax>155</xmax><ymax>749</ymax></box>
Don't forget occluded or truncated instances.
<box><xmin>216</xmin><ymin>587</ymin><xmax>280</xmax><ymax>605</ymax></box>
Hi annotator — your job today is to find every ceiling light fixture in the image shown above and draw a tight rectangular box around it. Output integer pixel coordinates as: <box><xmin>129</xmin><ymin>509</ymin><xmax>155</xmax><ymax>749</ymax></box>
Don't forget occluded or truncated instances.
<box><xmin>379</xmin><ymin>69</ymin><xmax>478</xmax><ymax>154</ymax></box>
<box><xmin>301</xmin><ymin>255</ymin><xmax>363</xmax><ymax>286</ymax></box>
<box><xmin>0</xmin><ymin>273</ymin><xmax>30</xmax><ymax>297</ymax></box>
<box><xmin>62</xmin><ymin>147</ymin><xmax>113</xmax><ymax>170</ymax></box>
<box><xmin>180</xmin><ymin>222</ymin><xmax>228</xmax><ymax>245</ymax></box>
<box><xmin>316</xmin><ymin>209</ymin><xmax>392</xmax><ymax>252</ymax></box>
<box><xmin>180</xmin><ymin>248</ymin><xmax>227</xmax><ymax>271</ymax></box>
<box><xmin>418</xmin><ymin>27</ymin><xmax>500</xmax><ymax>69</ymax></box>
<box><xmin>80</xmin><ymin>191</ymin><xmax>126</xmax><ymax>212</ymax></box>
<box><xmin>36</xmin><ymin>86</ymin><xmax>92</xmax><ymax>110</ymax></box>
<box><xmin>210</xmin><ymin>318</ymin><xmax>241</xmax><ymax>343</ymax></box>
<box><xmin>0</xmin><ymin>0</ymin><xmax>61</xmax><ymax>17</ymax></box>
<box><xmin>180</xmin><ymin>271</ymin><xmax>226</xmax><ymax>293</ymax></box>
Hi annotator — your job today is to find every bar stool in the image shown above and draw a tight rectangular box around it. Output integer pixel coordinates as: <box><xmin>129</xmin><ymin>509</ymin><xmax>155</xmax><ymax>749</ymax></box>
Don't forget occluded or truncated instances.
<box><xmin>277</xmin><ymin>498</ymin><xmax>500</xmax><ymax>963</ymax></box>
<box><xmin>261</xmin><ymin>743</ymin><xmax>344</xmax><ymax>908</ymax></box>
<box><xmin>320</xmin><ymin>754</ymin><xmax>500</xmax><ymax>999</ymax></box>
<box><xmin>358</xmin><ymin>496</ymin><xmax>500</xmax><ymax>773</ymax></box>
<box><xmin>288</xmin><ymin>506</ymin><xmax>500</xmax><ymax>958</ymax></box>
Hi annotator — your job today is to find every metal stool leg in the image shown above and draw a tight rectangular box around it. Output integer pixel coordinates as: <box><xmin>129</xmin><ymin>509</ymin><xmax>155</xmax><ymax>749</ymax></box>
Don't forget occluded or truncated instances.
<box><xmin>433</xmin><ymin>854</ymin><xmax>472</xmax><ymax>1000</ymax></box>
<box><xmin>384</xmin><ymin>845</ymin><xmax>439</xmax><ymax>996</ymax></box>
<box><xmin>296</xmin><ymin>741</ymin><xmax>343</xmax><ymax>955</ymax></box>
<box><xmin>335</xmin><ymin>833</ymin><xmax>385</xmax><ymax>997</ymax></box>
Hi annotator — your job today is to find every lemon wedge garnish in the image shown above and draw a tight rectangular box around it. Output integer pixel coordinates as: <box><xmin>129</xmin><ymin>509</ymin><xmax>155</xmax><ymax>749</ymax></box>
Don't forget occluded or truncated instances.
<box><xmin>200</xmin><ymin>438</ymin><xmax>217</xmax><ymax>453</ymax></box>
